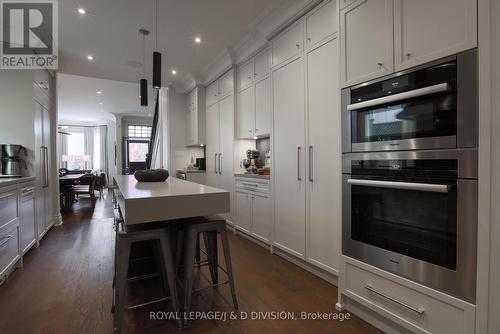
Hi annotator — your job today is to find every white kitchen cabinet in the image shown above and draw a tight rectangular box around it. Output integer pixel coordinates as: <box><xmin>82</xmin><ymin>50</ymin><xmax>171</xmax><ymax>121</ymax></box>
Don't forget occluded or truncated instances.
<box><xmin>236</xmin><ymin>47</ymin><xmax>270</xmax><ymax>139</ymax></box>
<box><xmin>186</xmin><ymin>86</ymin><xmax>206</xmax><ymax>146</ymax></box>
<box><xmin>272</xmin><ymin>56</ymin><xmax>306</xmax><ymax>258</ymax></box>
<box><xmin>0</xmin><ymin>190</ymin><xmax>17</xmax><ymax>229</ymax></box>
<box><xmin>235</xmin><ymin>191</ymin><xmax>252</xmax><ymax>233</ymax></box>
<box><xmin>19</xmin><ymin>186</ymin><xmax>36</xmax><ymax>255</ymax></box>
<box><xmin>237</xmin><ymin>86</ymin><xmax>255</xmax><ymax>139</ymax></box>
<box><xmin>237</xmin><ymin>59</ymin><xmax>254</xmax><ymax>91</ymax></box>
<box><xmin>305</xmin><ymin>0</ymin><xmax>337</xmax><ymax>49</ymax></box>
<box><xmin>272</xmin><ymin>21</ymin><xmax>304</xmax><ymax>67</ymax></box>
<box><xmin>34</xmin><ymin>99</ymin><xmax>52</xmax><ymax>240</ymax></box>
<box><xmin>340</xmin><ymin>0</ymin><xmax>394</xmax><ymax>87</ymax></box>
<box><xmin>234</xmin><ymin>178</ymin><xmax>272</xmax><ymax>243</ymax></box>
<box><xmin>206</xmin><ymin>80</ymin><xmax>219</xmax><ymax>107</ymax></box>
<box><xmin>343</xmin><ymin>258</ymin><xmax>476</xmax><ymax>334</ymax></box>
<box><xmin>254</xmin><ymin>48</ymin><xmax>270</xmax><ymax>80</ymax></box>
<box><xmin>218</xmin><ymin>71</ymin><xmax>234</xmax><ymax>99</ymax></box>
<box><xmin>306</xmin><ymin>36</ymin><xmax>341</xmax><ymax>274</ymax></box>
<box><xmin>205</xmin><ymin>70</ymin><xmax>235</xmax><ymax>221</ymax></box>
<box><xmin>393</xmin><ymin>0</ymin><xmax>477</xmax><ymax>71</ymax></box>
<box><xmin>0</xmin><ymin>221</ymin><xmax>20</xmax><ymax>284</ymax></box>
<box><xmin>205</xmin><ymin>103</ymin><xmax>220</xmax><ymax>188</ymax></box>
<box><xmin>251</xmin><ymin>193</ymin><xmax>271</xmax><ymax>243</ymax></box>
<box><xmin>254</xmin><ymin>77</ymin><xmax>270</xmax><ymax>137</ymax></box>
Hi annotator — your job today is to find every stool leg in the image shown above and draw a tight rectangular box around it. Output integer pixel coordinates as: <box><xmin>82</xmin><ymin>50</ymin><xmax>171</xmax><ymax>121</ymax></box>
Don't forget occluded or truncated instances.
<box><xmin>153</xmin><ymin>241</ymin><xmax>169</xmax><ymax>298</ymax></box>
<box><xmin>204</xmin><ymin>231</ymin><xmax>219</xmax><ymax>285</ymax></box>
<box><xmin>183</xmin><ymin>229</ymin><xmax>198</xmax><ymax>327</ymax></box>
<box><xmin>219</xmin><ymin>228</ymin><xmax>238</xmax><ymax>310</ymax></box>
<box><xmin>114</xmin><ymin>238</ymin><xmax>131</xmax><ymax>333</ymax></box>
<box><xmin>159</xmin><ymin>231</ymin><xmax>182</xmax><ymax>329</ymax></box>
<box><xmin>195</xmin><ymin>233</ymin><xmax>201</xmax><ymax>266</ymax></box>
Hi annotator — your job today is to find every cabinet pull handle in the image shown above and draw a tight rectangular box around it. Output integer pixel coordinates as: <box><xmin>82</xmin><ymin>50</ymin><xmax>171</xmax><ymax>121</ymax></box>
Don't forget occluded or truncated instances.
<box><xmin>242</xmin><ymin>183</ymin><xmax>258</xmax><ymax>187</ymax></box>
<box><xmin>218</xmin><ymin>153</ymin><xmax>222</xmax><ymax>174</ymax></box>
<box><xmin>377</xmin><ymin>62</ymin><xmax>384</xmax><ymax>68</ymax></box>
<box><xmin>406</xmin><ymin>52</ymin><xmax>412</xmax><ymax>58</ymax></box>
<box><xmin>307</xmin><ymin>37</ymin><xmax>311</xmax><ymax>43</ymax></box>
<box><xmin>296</xmin><ymin>43</ymin><xmax>300</xmax><ymax>48</ymax></box>
<box><xmin>0</xmin><ymin>235</ymin><xmax>13</xmax><ymax>247</ymax></box>
<box><xmin>214</xmin><ymin>153</ymin><xmax>218</xmax><ymax>174</ymax></box>
<box><xmin>44</xmin><ymin>147</ymin><xmax>49</xmax><ymax>187</ymax></box>
<box><xmin>365</xmin><ymin>284</ymin><xmax>425</xmax><ymax>315</ymax></box>
<box><xmin>297</xmin><ymin>146</ymin><xmax>301</xmax><ymax>181</ymax></box>
<box><xmin>309</xmin><ymin>145</ymin><xmax>313</xmax><ymax>182</ymax></box>
<box><xmin>22</xmin><ymin>189</ymin><xmax>34</xmax><ymax>197</ymax></box>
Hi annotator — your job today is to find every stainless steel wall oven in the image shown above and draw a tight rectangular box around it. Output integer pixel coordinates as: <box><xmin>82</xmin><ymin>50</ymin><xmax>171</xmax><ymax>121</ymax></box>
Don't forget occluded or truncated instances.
<box><xmin>342</xmin><ymin>149</ymin><xmax>477</xmax><ymax>302</ymax></box>
<box><xmin>342</xmin><ymin>49</ymin><xmax>477</xmax><ymax>153</ymax></box>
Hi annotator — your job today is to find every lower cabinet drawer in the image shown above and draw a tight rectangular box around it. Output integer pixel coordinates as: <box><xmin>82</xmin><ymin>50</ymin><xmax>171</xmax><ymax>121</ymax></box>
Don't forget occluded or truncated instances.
<box><xmin>344</xmin><ymin>262</ymin><xmax>475</xmax><ymax>334</ymax></box>
<box><xmin>235</xmin><ymin>178</ymin><xmax>270</xmax><ymax>194</ymax></box>
<box><xmin>0</xmin><ymin>190</ymin><xmax>17</xmax><ymax>228</ymax></box>
<box><xmin>0</xmin><ymin>223</ymin><xmax>20</xmax><ymax>277</ymax></box>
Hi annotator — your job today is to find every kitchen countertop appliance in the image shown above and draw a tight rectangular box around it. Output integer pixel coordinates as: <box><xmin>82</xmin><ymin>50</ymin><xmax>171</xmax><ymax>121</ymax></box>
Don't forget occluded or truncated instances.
<box><xmin>241</xmin><ymin>149</ymin><xmax>260</xmax><ymax>174</ymax></box>
<box><xmin>1</xmin><ymin>144</ymin><xmax>26</xmax><ymax>176</ymax></box>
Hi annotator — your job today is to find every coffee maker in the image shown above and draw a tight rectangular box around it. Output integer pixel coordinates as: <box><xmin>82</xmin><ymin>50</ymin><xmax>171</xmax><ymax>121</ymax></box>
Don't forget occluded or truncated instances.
<box><xmin>1</xmin><ymin>145</ymin><xmax>25</xmax><ymax>176</ymax></box>
<box><xmin>241</xmin><ymin>149</ymin><xmax>260</xmax><ymax>174</ymax></box>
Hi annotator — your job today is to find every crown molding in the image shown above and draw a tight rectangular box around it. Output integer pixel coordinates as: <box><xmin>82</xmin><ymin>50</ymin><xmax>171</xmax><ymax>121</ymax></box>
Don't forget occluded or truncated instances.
<box><xmin>176</xmin><ymin>0</ymin><xmax>322</xmax><ymax>92</ymax></box>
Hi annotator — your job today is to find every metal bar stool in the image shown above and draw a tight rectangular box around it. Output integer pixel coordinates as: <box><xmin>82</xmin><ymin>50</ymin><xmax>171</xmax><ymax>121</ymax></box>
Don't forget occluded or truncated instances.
<box><xmin>113</xmin><ymin>221</ymin><xmax>181</xmax><ymax>333</ymax></box>
<box><xmin>181</xmin><ymin>216</ymin><xmax>238</xmax><ymax>328</ymax></box>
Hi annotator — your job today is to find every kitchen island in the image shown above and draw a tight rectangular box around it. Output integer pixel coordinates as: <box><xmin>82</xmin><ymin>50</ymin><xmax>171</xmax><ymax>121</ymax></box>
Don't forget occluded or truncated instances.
<box><xmin>113</xmin><ymin>175</ymin><xmax>230</xmax><ymax>225</ymax></box>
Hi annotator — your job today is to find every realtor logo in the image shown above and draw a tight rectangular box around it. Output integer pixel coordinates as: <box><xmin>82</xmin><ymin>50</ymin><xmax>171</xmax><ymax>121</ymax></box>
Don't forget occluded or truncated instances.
<box><xmin>1</xmin><ymin>0</ymin><xmax>58</xmax><ymax>69</ymax></box>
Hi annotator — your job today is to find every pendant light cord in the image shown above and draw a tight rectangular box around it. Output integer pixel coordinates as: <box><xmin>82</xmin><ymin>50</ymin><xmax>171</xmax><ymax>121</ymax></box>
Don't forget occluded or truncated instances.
<box><xmin>155</xmin><ymin>0</ymin><xmax>158</xmax><ymax>51</ymax></box>
<box><xmin>142</xmin><ymin>33</ymin><xmax>146</xmax><ymax>77</ymax></box>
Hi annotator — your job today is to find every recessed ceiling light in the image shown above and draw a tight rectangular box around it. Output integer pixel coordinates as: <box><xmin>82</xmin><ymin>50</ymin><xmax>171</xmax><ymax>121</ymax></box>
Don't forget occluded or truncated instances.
<box><xmin>194</xmin><ymin>37</ymin><xmax>201</xmax><ymax>44</ymax></box>
<box><xmin>77</xmin><ymin>8</ymin><xmax>86</xmax><ymax>15</ymax></box>
<box><xmin>99</xmin><ymin>102</ymin><xmax>103</xmax><ymax>105</ymax></box>
<box><xmin>171</xmin><ymin>70</ymin><xmax>177</xmax><ymax>75</ymax></box>
<box><xmin>87</xmin><ymin>55</ymin><xmax>94</xmax><ymax>61</ymax></box>
<box><xmin>148</xmin><ymin>114</ymin><xmax>152</xmax><ymax>117</ymax></box>
<box><xmin>96</xmin><ymin>91</ymin><xmax>102</xmax><ymax>94</ymax></box>
<box><xmin>253</xmin><ymin>136</ymin><xmax>258</xmax><ymax>140</ymax></box>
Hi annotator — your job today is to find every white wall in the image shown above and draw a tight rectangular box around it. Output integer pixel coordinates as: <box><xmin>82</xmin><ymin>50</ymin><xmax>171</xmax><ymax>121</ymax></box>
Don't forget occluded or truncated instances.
<box><xmin>0</xmin><ymin>70</ymin><xmax>36</xmax><ymax>170</ymax></box>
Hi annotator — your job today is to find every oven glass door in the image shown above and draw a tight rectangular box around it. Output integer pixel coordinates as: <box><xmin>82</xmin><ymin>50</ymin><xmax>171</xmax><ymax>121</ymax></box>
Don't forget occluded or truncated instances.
<box><xmin>349</xmin><ymin>176</ymin><xmax>457</xmax><ymax>270</ymax></box>
<box><xmin>351</xmin><ymin>93</ymin><xmax>456</xmax><ymax>145</ymax></box>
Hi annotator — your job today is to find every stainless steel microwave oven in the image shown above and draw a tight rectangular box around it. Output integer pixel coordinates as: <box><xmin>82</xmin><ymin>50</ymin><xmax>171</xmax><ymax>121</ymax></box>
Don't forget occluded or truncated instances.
<box><xmin>342</xmin><ymin>49</ymin><xmax>478</xmax><ymax>153</ymax></box>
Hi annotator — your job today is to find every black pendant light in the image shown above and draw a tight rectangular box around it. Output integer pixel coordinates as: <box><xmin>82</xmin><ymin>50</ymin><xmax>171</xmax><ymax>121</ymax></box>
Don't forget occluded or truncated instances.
<box><xmin>139</xmin><ymin>28</ymin><xmax>149</xmax><ymax>106</ymax></box>
<box><xmin>152</xmin><ymin>0</ymin><xmax>161</xmax><ymax>89</ymax></box>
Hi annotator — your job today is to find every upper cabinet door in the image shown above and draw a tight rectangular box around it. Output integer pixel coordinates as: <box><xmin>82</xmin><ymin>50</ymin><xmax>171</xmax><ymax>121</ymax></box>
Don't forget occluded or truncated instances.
<box><xmin>219</xmin><ymin>70</ymin><xmax>234</xmax><ymax>98</ymax></box>
<box><xmin>340</xmin><ymin>0</ymin><xmax>394</xmax><ymax>87</ymax></box>
<box><xmin>255</xmin><ymin>77</ymin><xmax>270</xmax><ymax>137</ymax></box>
<box><xmin>394</xmin><ymin>0</ymin><xmax>477</xmax><ymax>71</ymax></box>
<box><xmin>237</xmin><ymin>59</ymin><xmax>254</xmax><ymax>91</ymax></box>
<box><xmin>272</xmin><ymin>21</ymin><xmax>304</xmax><ymax>67</ymax></box>
<box><xmin>237</xmin><ymin>85</ymin><xmax>255</xmax><ymax>139</ymax></box>
<box><xmin>254</xmin><ymin>48</ymin><xmax>270</xmax><ymax>80</ymax></box>
<box><xmin>305</xmin><ymin>0</ymin><xmax>337</xmax><ymax>49</ymax></box>
<box><xmin>206</xmin><ymin>81</ymin><xmax>219</xmax><ymax>107</ymax></box>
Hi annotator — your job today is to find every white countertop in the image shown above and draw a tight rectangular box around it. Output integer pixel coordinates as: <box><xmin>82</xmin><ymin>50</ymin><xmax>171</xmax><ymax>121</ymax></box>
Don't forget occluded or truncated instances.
<box><xmin>113</xmin><ymin>175</ymin><xmax>230</xmax><ymax>224</ymax></box>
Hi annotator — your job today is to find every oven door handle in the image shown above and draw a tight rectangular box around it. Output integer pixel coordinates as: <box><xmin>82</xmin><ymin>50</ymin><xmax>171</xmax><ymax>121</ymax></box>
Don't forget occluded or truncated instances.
<box><xmin>347</xmin><ymin>179</ymin><xmax>450</xmax><ymax>193</ymax></box>
<box><xmin>346</xmin><ymin>82</ymin><xmax>451</xmax><ymax>111</ymax></box>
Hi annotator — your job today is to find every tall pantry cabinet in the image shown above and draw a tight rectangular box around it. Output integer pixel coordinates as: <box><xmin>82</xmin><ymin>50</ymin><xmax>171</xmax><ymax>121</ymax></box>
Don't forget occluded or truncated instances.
<box><xmin>33</xmin><ymin>70</ymin><xmax>54</xmax><ymax>240</ymax></box>
<box><xmin>272</xmin><ymin>0</ymin><xmax>341</xmax><ymax>273</ymax></box>
<box><xmin>205</xmin><ymin>70</ymin><xmax>235</xmax><ymax>221</ymax></box>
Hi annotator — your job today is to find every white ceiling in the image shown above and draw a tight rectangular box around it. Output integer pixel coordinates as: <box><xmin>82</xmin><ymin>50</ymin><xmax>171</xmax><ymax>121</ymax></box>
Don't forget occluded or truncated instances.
<box><xmin>57</xmin><ymin>73</ymin><xmax>157</xmax><ymax>123</ymax></box>
<box><xmin>58</xmin><ymin>0</ymin><xmax>284</xmax><ymax>89</ymax></box>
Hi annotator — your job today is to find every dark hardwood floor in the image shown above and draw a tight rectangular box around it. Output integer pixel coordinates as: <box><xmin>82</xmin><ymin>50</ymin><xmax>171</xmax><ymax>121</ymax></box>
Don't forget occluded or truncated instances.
<box><xmin>0</xmin><ymin>191</ymin><xmax>382</xmax><ymax>334</ymax></box>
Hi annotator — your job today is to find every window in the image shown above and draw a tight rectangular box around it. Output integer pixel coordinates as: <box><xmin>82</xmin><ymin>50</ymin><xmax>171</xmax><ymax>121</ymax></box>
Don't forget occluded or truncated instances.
<box><xmin>128</xmin><ymin>125</ymin><xmax>152</xmax><ymax>138</ymax></box>
<box><xmin>128</xmin><ymin>142</ymin><xmax>149</xmax><ymax>162</ymax></box>
<box><xmin>65</xmin><ymin>131</ymin><xmax>87</xmax><ymax>170</ymax></box>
